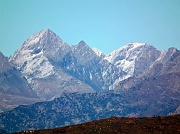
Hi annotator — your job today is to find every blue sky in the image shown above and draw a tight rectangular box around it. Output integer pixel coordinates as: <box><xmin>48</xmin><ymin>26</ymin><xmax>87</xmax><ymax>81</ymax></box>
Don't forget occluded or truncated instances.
<box><xmin>0</xmin><ymin>0</ymin><xmax>180</xmax><ymax>57</ymax></box>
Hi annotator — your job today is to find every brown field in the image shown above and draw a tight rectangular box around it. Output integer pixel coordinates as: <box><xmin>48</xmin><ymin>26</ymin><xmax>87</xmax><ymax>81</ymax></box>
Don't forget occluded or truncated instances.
<box><xmin>15</xmin><ymin>114</ymin><xmax>180</xmax><ymax>134</ymax></box>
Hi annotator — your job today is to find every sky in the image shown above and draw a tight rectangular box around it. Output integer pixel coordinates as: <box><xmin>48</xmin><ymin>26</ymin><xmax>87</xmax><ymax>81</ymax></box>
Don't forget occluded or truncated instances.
<box><xmin>0</xmin><ymin>0</ymin><xmax>180</xmax><ymax>57</ymax></box>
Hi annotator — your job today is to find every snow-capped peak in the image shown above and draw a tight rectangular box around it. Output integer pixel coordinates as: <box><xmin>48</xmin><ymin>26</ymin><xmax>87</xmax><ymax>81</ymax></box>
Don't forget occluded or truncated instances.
<box><xmin>104</xmin><ymin>42</ymin><xmax>146</xmax><ymax>62</ymax></box>
<box><xmin>9</xmin><ymin>29</ymin><xmax>70</xmax><ymax>81</ymax></box>
<box><xmin>116</xmin><ymin>42</ymin><xmax>146</xmax><ymax>52</ymax></box>
<box><xmin>103</xmin><ymin>42</ymin><xmax>160</xmax><ymax>81</ymax></box>
<box><xmin>41</xmin><ymin>28</ymin><xmax>53</xmax><ymax>34</ymax></box>
<box><xmin>8</xmin><ymin>29</ymin><xmax>166</xmax><ymax>101</ymax></box>
<box><xmin>25</xmin><ymin>29</ymin><xmax>63</xmax><ymax>47</ymax></box>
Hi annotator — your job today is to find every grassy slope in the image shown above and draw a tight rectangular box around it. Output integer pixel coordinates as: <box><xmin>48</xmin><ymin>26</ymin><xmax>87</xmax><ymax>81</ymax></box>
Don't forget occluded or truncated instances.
<box><xmin>15</xmin><ymin>114</ymin><xmax>180</xmax><ymax>134</ymax></box>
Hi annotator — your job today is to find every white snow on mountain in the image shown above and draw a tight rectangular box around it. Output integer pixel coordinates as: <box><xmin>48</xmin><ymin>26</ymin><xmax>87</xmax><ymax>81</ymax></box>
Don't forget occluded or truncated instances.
<box><xmin>9</xmin><ymin>29</ymin><xmax>164</xmax><ymax>100</ymax></box>
<box><xmin>10</xmin><ymin>29</ymin><xmax>95</xmax><ymax>100</ymax></box>
<box><xmin>104</xmin><ymin>43</ymin><xmax>146</xmax><ymax>79</ymax></box>
<box><xmin>10</xmin><ymin>29</ymin><xmax>58</xmax><ymax>81</ymax></box>
<box><xmin>105</xmin><ymin>42</ymin><xmax>146</xmax><ymax>63</ymax></box>
<box><xmin>103</xmin><ymin>42</ymin><xmax>161</xmax><ymax>88</ymax></box>
<box><xmin>92</xmin><ymin>48</ymin><xmax>104</xmax><ymax>57</ymax></box>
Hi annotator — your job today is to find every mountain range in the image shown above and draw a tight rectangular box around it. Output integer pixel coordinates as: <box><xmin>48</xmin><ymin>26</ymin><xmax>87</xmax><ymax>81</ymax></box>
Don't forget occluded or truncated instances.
<box><xmin>8</xmin><ymin>29</ymin><xmax>166</xmax><ymax>100</ymax></box>
<box><xmin>0</xmin><ymin>29</ymin><xmax>179</xmax><ymax>133</ymax></box>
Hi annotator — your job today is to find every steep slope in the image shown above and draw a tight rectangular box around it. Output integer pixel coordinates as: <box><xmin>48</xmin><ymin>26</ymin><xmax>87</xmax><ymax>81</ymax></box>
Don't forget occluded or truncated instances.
<box><xmin>114</xmin><ymin>47</ymin><xmax>180</xmax><ymax>115</ymax></box>
<box><xmin>105</xmin><ymin>43</ymin><xmax>160</xmax><ymax>79</ymax></box>
<box><xmin>102</xmin><ymin>43</ymin><xmax>161</xmax><ymax>90</ymax></box>
<box><xmin>61</xmin><ymin>41</ymin><xmax>124</xmax><ymax>91</ymax></box>
<box><xmin>0</xmin><ymin>52</ymin><xmax>39</xmax><ymax>112</ymax></box>
<box><xmin>143</xmin><ymin>47</ymin><xmax>180</xmax><ymax>77</ymax></box>
<box><xmin>10</xmin><ymin>29</ymin><xmax>72</xmax><ymax>82</ymax></box>
<box><xmin>8</xmin><ymin>29</ymin><xmax>179</xmax><ymax>101</ymax></box>
<box><xmin>10</xmin><ymin>29</ymin><xmax>95</xmax><ymax>100</ymax></box>
<box><xmin>10</xmin><ymin>29</ymin><xmax>124</xmax><ymax>100</ymax></box>
<box><xmin>60</xmin><ymin>40</ymin><xmax>104</xmax><ymax>91</ymax></box>
<box><xmin>117</xmin><ymin>47</ymin><xmax>180</xmax><ymax>90</ymax></box>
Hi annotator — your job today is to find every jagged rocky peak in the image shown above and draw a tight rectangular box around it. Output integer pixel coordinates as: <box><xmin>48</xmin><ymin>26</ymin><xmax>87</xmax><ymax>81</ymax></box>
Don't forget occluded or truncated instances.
<box><xmin>105</xmin><ymin>42</ymin><xmax>143</xmax><ymax>62</ymax></box>
<box><xmin>123</xmin><ymin>42</ymin><xmax>146</xmax><ymax>49</ymax></box>
<box><xmin>103</xmin><ymin>42</ymin><xmax>161</xmax><ymax>79</ymax></box>
<box><xmin>106</xmin><ymin>42</ymin><xmax>159</xmax><ymax>62</ymax></box>
<box><xmin>168</xmin><ymin>47</ymin><xmax>178</xmax><ymax>52</ymax></box>
<box><xmin>114</xmin><ymin>42</ymin><xmax>146</xmax><ymax>53</ymax></box>
<box><xmin>156</xmin><ymin>47</ymin><xmax>179</xmax><ymax>63</ymax></box>
<box><xmin>73</xmin><ymin>40</ymin><xmax>95</xmax><ymax>53</ymax></box>
<box><xmin>8</xmin><ymin>29</ymin><xmax>96</xmax><ymax>100</ymax></box>
<box><xmin>15</xmin><ymin>29</ymin><xmax>67</xmax><ymax>53</ymax></box>
<box><xmin>73</xmin><ymin>40</ymin><xmax>93</xmax><ymax>51</ymax></box>
<box><xmin>9</xmin><ymin>29</ymin><xmax>64</xmax><ymax>79</ymax></box>
<box><xmin>40</xmin><ymin>28</ymin><xmax>54</xmax><ymax>35</ymax></box>
<box><xmin>71</xmin><ymin>40</ymin><xmax>99</xmax><ymax>64</ymax></box>
<box><xmin>77</xmin><ymin>40</ymin><xmax>87</xmax><ymax>47</ymax></box>
<box><xmin>8</xmin><ymin>28</ymin><xmax>179</xmax><ymax>101</ymax></box>
<box><xmin>166</xmin><ymin>47</ymin><xmax>179</xmax><ymax>59</ymax></box>
<box><xmin>109</xmin><ymin>42</ymin><xmax>148</xmax><ymax>56</ymax></box>
<box><xmin>146</xmin><ymin>47</ymin><xmax>180</xmax><ymax>77</ymax></box>
<box><xmin>10</xmin><ymin>29</ymin><xmax>70</xmax><ymax>65</ymax></box>
<box><xmin>22</xmin><ymin>29</ymin><xmax>67</xmax><ymax>51</ymax></box>
<box><xmin>32</xmin><ymin>28</ymin><xmax>55</xmax><ymax>39</ymax></box>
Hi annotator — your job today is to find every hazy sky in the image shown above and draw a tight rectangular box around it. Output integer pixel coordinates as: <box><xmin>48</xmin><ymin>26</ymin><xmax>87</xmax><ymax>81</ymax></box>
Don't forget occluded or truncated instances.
<box><xmin>0</xmin><ymin>0</ymin><xmax>180</xmax><ymax>57</ymax></box>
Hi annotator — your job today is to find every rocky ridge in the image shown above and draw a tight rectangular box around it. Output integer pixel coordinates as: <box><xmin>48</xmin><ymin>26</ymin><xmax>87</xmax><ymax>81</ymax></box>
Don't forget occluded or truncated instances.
<box><xmin>10</xmin><ymin>29</ymin><xmax>164</xmax><ymax>100</ymax></box>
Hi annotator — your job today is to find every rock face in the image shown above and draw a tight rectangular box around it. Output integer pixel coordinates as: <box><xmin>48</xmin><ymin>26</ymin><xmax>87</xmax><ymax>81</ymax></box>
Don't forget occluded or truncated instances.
<box><xmin>10</xmin><ymin>29</ymin><xmax>95</xmax><ymax>100</ymax></box>
<box><xmin>0</xmin><ymin>52</ymin><xmax>39</xmax><ymax>112</ymax></box>
<box><xmin>104</xmin><ymin>43</ymin><xmax>161</xmax><ymax>89</ymax></box>
<box><xmin>10</xmin><ymin>29</ymin><xmax>163</xmax><ymax>100</ymax></box>
<box><xmin>116</xmin><ymin>48</ymin><xmax>180</xmax><ymax>90</ymax></box>
<box><xmin>105</xmin><ymin>43</ymin><xmax>160</xmax><ymax>78</ymax></box>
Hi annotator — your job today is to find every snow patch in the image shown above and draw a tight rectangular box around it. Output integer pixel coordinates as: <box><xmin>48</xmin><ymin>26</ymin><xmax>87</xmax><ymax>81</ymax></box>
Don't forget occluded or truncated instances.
<box><xmin>92</xmin><ymin>48</ymin><xmax>103</xmax><ymax>57</ymax></box>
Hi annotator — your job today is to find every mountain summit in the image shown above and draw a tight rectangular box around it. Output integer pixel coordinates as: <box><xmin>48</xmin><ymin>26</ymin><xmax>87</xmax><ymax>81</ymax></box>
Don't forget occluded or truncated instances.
<box><xmin>9</xmin><ymin>29</ymin><xmax>180</xmax><ymax>101</ymax></box>
<box><xmin>10</xmin><ymin>29</ymin><xmax>95</xmax><ymax>100</ymax></box>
